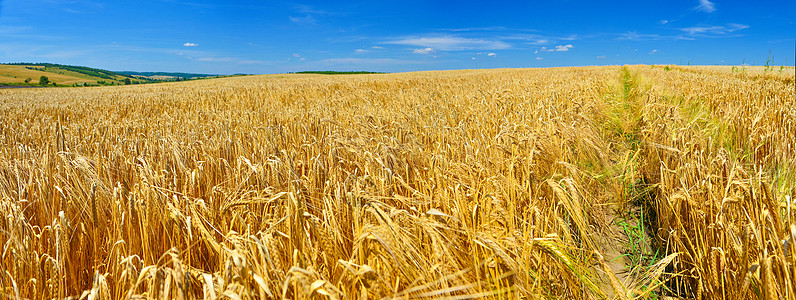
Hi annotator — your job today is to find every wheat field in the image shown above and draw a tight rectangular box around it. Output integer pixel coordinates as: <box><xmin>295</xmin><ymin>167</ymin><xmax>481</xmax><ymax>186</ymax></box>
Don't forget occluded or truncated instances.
<box><xmin>0</xmin><ymin>65</ymin><xmax>794</xmax><ymax>299</ymax></box>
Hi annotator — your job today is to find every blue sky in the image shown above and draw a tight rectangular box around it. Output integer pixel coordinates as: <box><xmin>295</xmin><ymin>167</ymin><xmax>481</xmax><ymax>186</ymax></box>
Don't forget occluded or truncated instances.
<box><xmin>0</xmin><ymin>0</ymin><xmax>793</xmax><ymax>74</ymax></box>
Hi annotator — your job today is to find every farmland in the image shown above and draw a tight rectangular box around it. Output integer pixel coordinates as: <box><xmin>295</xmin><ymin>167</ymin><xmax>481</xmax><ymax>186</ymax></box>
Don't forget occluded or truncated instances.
<box><xmin>0</xmin><ymin>65</ymin><xmax>794</xmax><ymax>299</ymax></box>
<box><xmin>0</xmin><ymin>64</ymin><xmax>222</xmax><ymax>87</ymax></box>
<box><xmin>0</xmin><ymin>64</ymin><xmax>91</xmax><ymax>86</ymax></box>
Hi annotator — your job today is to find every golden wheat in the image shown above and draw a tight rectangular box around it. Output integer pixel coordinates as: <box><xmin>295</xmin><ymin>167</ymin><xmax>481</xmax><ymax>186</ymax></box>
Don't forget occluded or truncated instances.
<box><xmin>0</xmin><ymin>66</ymin><xmax>793</xmax><ymax>299</ymax></box>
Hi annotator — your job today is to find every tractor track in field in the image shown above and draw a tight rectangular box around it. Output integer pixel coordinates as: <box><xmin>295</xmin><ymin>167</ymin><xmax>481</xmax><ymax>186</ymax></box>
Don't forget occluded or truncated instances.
<box><xmin>593</xmin><ymin>66</ymin><xmax>661</xmax><ymax>300</ymax></box>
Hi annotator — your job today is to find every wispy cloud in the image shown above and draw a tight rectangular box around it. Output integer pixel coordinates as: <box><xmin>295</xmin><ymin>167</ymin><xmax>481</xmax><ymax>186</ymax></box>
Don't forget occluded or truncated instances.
<box><xmin>503</xmin><ymin>35</ymin><xmax>550</xmax><ymax>45</ymax></box>
<box><xmin>195</xmin><ymin>57</ymin><xmax>267</xmax><ymax>64</ymax></box>
<box><xmin>371</xmin><ymin>46</ymin><xmax>385</xmax><ymax>49</ymax></box>
<box><xmin>536</xmin><ymin>57</ymin><xmax>543</xmax><ymax>60</ymax></box>
<box><xmin>37</xmin><ymin>48</ymin><xmax>98</xmax><ymax>59</ymax></box>
<box><xmin>161</xmin><ymin>0</ymin><xmax>213</xmax><ymax>9</ymax></box>
<box><xmin>195</xmin><ymin>57</ymin><xmax>233</xmax><ymax>62</ymax></box>
<box><xmin>436</xmin><ymin>27</ymin><xmax>577</xmax><ymax>47</ymax></box>
<box><xmin>103</xmin><ymin>42</ymin><xmax>267</xmax><ymax>65</ymax></box>
<box><xmin>535</xmin><ymin>44</ymin><xmax>573</xmax><ymax>53</ymax></box>
<box><xmin>289</xmin><ymin>4</ymin><xmax>336</xmax><ymax>25</ymax></box>
<box><xmin>289</xmin><ymin>15</ymin><xmax>316</xmax><ymax>25</ymax></box>
<box><xmin>441</xmin><ymin>26</ymin><xmax>510</xmax><ymax>32</ymax></box>
<box><xmin>617</xmin><ymin>31</ymin><xmax>694</xmax><ymax>41</ymax></box>
<box><xmin>294</xmin><ymin>4</ymin><xmax>331</xmax><ymax>15</ymax></box>
<box><xmin>0</xmin><ymin>25</ymin><xmax>33</xmax><ymax>34</ymax></box>
<box><xmin>500</xmin><ymin>33</ymin><xmax>577</xmax><ymax>45</ymax></box>
<box><xmin>98</xmin><ymin>43</ymin><xmax>216</xmax><ymax>64</ymax></box>
<box><xmin>412</xmin><ymin>48</ymin><xmax>435</xmax><ymax>54</ymax></box>
<box><xmin>487</xmin><ymin>53</ymin><xmax>496</xmax><ymax>57</ymax></box>
<box><xmin>354</xmin><ymin>49</ymin><xmax>369</xmax><ymax>54</ymax></box>
<box><xmin>695</xmin><ymin>0</ymin><xmax>716</xmax><ymax>13</ymax></box>
<box><xmin>596</xmin><ymin>56</ymin><xmax>606</xmax><ymax>59</ymax></box>
<box><xmin>559</xmin><ymin>35</ymin><xmax>578</xmax><ymax>41</ymax></box>
<box><xmin>31</xmin><ymin>0</ymin><xmax>106</xmax><ymax>14</ymax></box>
<box><xmin>648</xmin><ymin>49</ymin><xmax>659</xmax><ymax>54</ymax></box>
<box><xmin>289</xmin><ymin>54</ymin><xmax>305</xmax><ymax>61</ymax></box>
<box><xmin>554</xmin><ymin>44</ymin><xmax>573</xmax><ymax>51</ymax></box>
<box><xmin>679</xmin><ymin>23</ymin><xmax>749</xmax><ymax>36</ymax></box>
<box><xmin>183</xmin><ymin>42</ymin><xmax>198</xmax><ymax>47</ymax></box>
<box><xmin>321</xmin><ymin>58</ymin><xmax>414</xmax><ymax>65</ymax></box>
<box><xmin>0</xmin><ymin>25</ymin><xmax>63</xmax><ymax>40</ymax></box>
<box><xmin>385</xmin><ymin>35</ymin><xmax>510</xmax><ymax>51</ymax></box>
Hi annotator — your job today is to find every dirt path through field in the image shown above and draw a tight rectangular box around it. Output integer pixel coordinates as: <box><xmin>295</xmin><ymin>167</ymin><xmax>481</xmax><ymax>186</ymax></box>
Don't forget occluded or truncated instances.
<box><xmin>592</xmin><ymin>67</ymin><xmax>659</xmax><ymax>299</ymax></box>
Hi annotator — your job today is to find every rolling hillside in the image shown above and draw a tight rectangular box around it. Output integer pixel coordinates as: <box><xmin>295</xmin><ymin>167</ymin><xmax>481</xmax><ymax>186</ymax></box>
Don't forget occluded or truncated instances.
<box><xmin>0</xmin><ymin>63</ymin><xmax>222</xmax><ymax>87</ymax></box>
<box><xmin>1</xmin><ymin>64</ymin><xmax>86</xmax><ymax>86</ymax></box>
<box><xmin>0</xmin><ymin>64</ymin><xmax>134</xmax><ymax>86</ymax></box>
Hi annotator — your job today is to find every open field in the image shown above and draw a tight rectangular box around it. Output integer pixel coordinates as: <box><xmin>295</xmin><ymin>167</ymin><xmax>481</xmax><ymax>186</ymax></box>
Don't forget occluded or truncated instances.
<box><xmin>0</xmin><ymin>65</ymin><xmax>92</xmax><ymax>86</ymax></box>
<box><xmin>0</xmin><ymin>64</ymin><xmax>215</xmax><ymax>87</ymax></box>
<box><xmin>0</xmin><ymin>65</ymin><xmax>794</xmax><ymax>299</ymax></box>
<box><xmin>0</xmin><ymin>64</ymin><xmax>136</xmax><ymax>86</ymax></box>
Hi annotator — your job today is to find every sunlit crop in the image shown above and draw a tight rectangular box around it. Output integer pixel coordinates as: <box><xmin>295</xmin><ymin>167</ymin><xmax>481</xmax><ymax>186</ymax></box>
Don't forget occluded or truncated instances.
<box><xmin>0</xmin><ymin>65</ymin><xmax>793</xmax><ymax>299</ymax></box>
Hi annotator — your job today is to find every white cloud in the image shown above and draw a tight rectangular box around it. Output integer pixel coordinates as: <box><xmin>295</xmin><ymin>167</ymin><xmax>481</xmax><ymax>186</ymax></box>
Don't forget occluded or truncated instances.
<box><xmin>554</xmin><ymin>44</ymin><xmax>573</xmax><ymax>51</ymax></box>
<box><xmin>355</xmin><ymin>49</ymin><xmax>369</xmax><ymax>54</ymax></box>
<box><xmin>371</xmin><ymin>46</ymin><xmax>385</xmax><ymax>49</ymax></box>
<box><xmin>385</xmin><ymin>35</ymin><xmax>510</xmax><ymax>51</ymax></box>
<box><xmin>183</xmin><ymin>42</ymin><xmax>198</xmax><ymax>47</ymax></box>
<box><xmin>443</xmin><ymin>26</ymin><xmax>507</xmax><ymax>32</ymax></box>
<box><xmin>532</xmin><ymin>39</ymin><xmax>549</xmax><ymax>45</ymax></box>
<box><xmin>194</xmin><ymin>57</ymin><xmax>266</xmax><ymax>64</ymax></box>
<box><xmin>196</xmin><ymin>57</ymin><xmax>231</xmax><ymax>62</ymax></box>
<box><xmin>560</xmin><ymin>35</ymin><xmax>578</xmax><ymax>41</ymax></box>
<box><xmin>536</xmin><ymin>57</ymin><xmax>543</xmax><ymax>60</ymax></box>
<box><xmin>321</xmin><ymin>58</ymin><xmax>411</xmax><ymax>65</ymax></box>
<box><xmin>293</xmin><ymin>53</ymin><xmax>301</xmax><ymax>57</ymax></box>
<box><xmin>617</xmin><ymin>31</ymin><xmax>695</xmax><ymax>41</ymax></box>
<box><xmin>487</xmin><ymin>52</ymin><xmax>496</xmax><ymax>57</ymax></box>
<box><xmin>596</xmin><ymin>56</ymin><xmax>606</xmax><ymax>59</ymax></box>
<box><xmin>412</xmin><ymin>47</ymin><xmax>435</xmax><ymax>54</ymax></box>
<box><xmin>680</xmin><ymin>24</ymin><xmax>749</xmax><ymax>36</ymax></box>
<box><xmin>471</xmin><ymin>57</ymin><xmax>476</xmax><ymax>60</ymax></box>
<box><xmin>289</xmin><ymin>4</ymin><xmax>332</xmax><ymax>25</ymax></box>
<box><xmin>660</xmin><ymin>20</ymin><xmax>669</xmax><ymax>25</ymax></box>
<box><xmin>289</xmin><ymin>15</ymin><xmax>317</xmax><ymax>25</ymax></box>
<box><xmin>537</xmin><ymin>45</ymin><xmax>573</xmax><ymax>53</ymax></box>
<box><xmin>695</xmin><ymin>0</ymin><xmax>716</xmax><ymax>13</ymax></box>
<box><xmin>649</xmin><ymin>49</ymin><xmax>659</xmax><ymax>54</ymax></box>
<box><xmin>500</xmin><ymin>33</ymin><xmax>579</xmax><ymax>46</ymax></box>
<box><xmin>294</xmin><ymin>4</ymin><xmax>331</xmax><ymax>15</ymax></box>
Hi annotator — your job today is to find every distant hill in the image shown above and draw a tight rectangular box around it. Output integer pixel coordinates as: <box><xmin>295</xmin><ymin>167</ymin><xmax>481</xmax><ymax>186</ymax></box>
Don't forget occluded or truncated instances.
<box><xmin>0</xmin><ymin>63</ymin><xmax>224</xmax><ymax>87</ymax></box>
<box><xmin>2</xmin><ymin>63</ymin><xmax>149</xmax><ymax>86</ymax></box>
<box><xmin>1</xmin><ymin>64</ymin><xmax>102</xmax><ymax>86</ymax></box>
